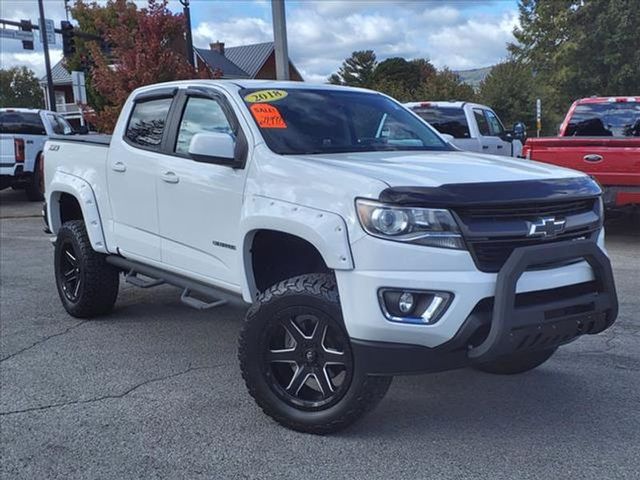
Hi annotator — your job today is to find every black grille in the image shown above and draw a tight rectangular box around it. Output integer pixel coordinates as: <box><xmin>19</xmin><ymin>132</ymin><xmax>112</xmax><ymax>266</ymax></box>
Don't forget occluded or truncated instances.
<box><xmin>469</xmin><ymin>228</ymin><xmax>598</xmax><ymax>273</ymax></box>
<box><xmin>456</xmin><ymin>198</ymin><xmax>595</xmax><ymax>219</ymax></box>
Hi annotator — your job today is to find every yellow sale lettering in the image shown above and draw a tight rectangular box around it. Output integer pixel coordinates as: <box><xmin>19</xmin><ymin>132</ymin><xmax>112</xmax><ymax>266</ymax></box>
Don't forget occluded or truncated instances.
<box><xmin>244</xmin><ymin>89</ymin><xmax>288</xmax><ymax>103</ymax></box>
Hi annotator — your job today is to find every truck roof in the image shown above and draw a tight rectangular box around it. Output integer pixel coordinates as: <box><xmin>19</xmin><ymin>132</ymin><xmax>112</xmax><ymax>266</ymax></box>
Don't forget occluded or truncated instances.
<box><xmin>404</xmin><ymin>101</ymin><xmax>491</xmax><ymax>110</ymax></box>
<box><xmin>0</xmin><ymin>108</ymin><xmax>45</xmax><ymax>114</ymax></box>
<box><xmin>574</xmin><ymin>96</ymin><xmax>639</xmax><ymax>104</ymax></box>
<box><xmin>129</xmin><ymin>79</ymin><xmax>377</xmax><ymax>96</ymax></box>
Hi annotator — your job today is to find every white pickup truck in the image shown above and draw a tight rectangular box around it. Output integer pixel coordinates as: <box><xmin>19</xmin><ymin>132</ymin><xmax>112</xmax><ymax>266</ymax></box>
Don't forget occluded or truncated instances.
<box><xmin>0</xmin><ymin>108</ymin><xmax>77</xmax><ymax>200</ymax></box>
<box><xmin>405</xmin><ymin>101</ymin><xmax>525</xmax><ymax>157</ymax></box>
<box><xmin>44</xmin><ymin>80</ymin><xmax>618</xmax><ymax>434</ymax></box>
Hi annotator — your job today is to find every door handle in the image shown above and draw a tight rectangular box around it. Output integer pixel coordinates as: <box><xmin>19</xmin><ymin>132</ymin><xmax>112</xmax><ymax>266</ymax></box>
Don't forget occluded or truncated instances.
<box><xmin>584</xmin><ymin>154</ymin><xmax>603</xmax><ymax>163</ymax></box>
<box><xmin>161</xmin><ymin>171</ymin><xmax>179</xmax><ymax>184</ymax></box>
<box><xmin>112</xmin><ymin>161</ymin><xmax>126</xmax><ymax>172</ymax></box>
<box><xmin>497</xmin><ymin>145</ymin><xmax>504</xmax><ymax>149</ymax></box>
<box><xmin>482</xmin><ymin>145</ymin><xmax>489</xmax><ymax>150</ymax></box>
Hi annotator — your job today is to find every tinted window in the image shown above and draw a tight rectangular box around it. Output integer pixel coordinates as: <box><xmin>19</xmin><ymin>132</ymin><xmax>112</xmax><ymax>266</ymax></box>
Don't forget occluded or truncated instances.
<box><xmin>411</xmin><ymin>106</ymin><xmax>470</xmax><ymax>139</ymax></box>
<box><xmin>240</xmin><ymin>89</ymin><xmax>449</xmax><ymax>155</ymax></box>
<box><xmin>473</xmin><ymin>109</ymin><xmax>490</xmax><ymax>136</ymax></box>
<box><xmin>175</xmin><ymin>97</ymin><xmax>233</xmax><ymax>155</ymax></box>
<box><xmin>0</xmin><ymin>111</ymin><xmax>46</xmax><ymax>135</ymax></box>
<box><xmin>46</xmin><ymin>114</ymin><xmax>73</xmax><ymax>135</ymax></box>
<box><xmin>566</xmin><ymin>102</ymin><xmax>640</xmax><ymax>137</ymax></box>
<box><xmin>484</xmin><ymin>110</ymin><xmax>504</xmax><ymax>136</ymax></box>
<box><xmin>125</xmin><ymin>98</ymin><xmax>173</xmax><ymax>148</ymax></box>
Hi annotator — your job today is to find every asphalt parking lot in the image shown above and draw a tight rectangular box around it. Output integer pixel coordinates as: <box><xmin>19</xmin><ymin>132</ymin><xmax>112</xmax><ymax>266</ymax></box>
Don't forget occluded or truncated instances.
<box><xmin>1</xmin><ymin>188</ymin><xmax>638</xmax><ymax>480</ymax></box>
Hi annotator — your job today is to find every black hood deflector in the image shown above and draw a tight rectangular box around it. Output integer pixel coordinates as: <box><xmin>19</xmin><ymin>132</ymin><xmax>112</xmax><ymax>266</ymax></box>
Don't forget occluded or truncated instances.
<box><xmin>379</xmin><ymin>177</ymin><xmax>601</xmax><ymax>207</ymax></box>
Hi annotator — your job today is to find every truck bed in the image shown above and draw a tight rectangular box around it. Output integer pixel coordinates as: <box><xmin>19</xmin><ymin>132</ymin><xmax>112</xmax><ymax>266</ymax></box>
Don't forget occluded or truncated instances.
<box><xmin>49</xmin><ymin>134</ymin><xmax>112</xmax><ymax>146</ymax></box>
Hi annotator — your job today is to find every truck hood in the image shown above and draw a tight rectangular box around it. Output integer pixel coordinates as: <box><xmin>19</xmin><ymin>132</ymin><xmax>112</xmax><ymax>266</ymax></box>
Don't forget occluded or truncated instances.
<box><xmin>292</xmin><ymin>150</ymin><xmax>583</xmax><ymax>187</ymax></box>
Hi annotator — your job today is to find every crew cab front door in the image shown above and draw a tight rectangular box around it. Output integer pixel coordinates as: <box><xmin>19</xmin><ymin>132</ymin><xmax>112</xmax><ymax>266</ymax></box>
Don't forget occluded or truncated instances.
<box><xmin>156</xmin><ymin>90</ymin><xmax>246</xmax><ymax>288</ymax></box>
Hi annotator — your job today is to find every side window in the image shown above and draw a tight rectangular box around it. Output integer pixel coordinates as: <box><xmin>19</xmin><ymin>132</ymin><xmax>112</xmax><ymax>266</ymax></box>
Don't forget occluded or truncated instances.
<box><xmin>125</xmin><ymin>97</ymin><xmax>173</xmax><ymax>149</ymax></box>
<box><xmin>484</xmin><ymin>110</ymin><xmax>504</xmax><ymax>136</ymax></box>
<box><xmin>175</xmin><ymin>97</ymin><xmax>234</xmax><ymax>155</ymax></box>
<box><xmin>47</xmin><ymin>114</ymin><xmax>73</xmax><ymax>135</ymax></box>
<box><xmin>473</xmin><ymin>109</ymin><xmax>490</xmax><ymax>136</ymax></box>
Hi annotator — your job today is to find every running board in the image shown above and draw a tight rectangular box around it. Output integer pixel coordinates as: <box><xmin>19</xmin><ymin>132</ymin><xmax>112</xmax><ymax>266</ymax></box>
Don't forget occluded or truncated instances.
<box><xmin>106</xmin><ymin>255</ymin><xmax>240</xmax><ymax>310</ymax></box>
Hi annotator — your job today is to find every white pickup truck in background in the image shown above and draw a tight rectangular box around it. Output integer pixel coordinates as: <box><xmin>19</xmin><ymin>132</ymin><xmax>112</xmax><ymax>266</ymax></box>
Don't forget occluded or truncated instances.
<box><xmin>405</xmin><ymin>101</ymin><xmax>525</xmax><ymax>157</ymax></box>
<box><xmin>0</xmin><ymin>108</ymin><xmax>78</xmax><ymax>201</ymax></box>
<box><xmin>43</xmin><ymin>80</ymin><xmax>617</xmax><ymax>434</ymax></box>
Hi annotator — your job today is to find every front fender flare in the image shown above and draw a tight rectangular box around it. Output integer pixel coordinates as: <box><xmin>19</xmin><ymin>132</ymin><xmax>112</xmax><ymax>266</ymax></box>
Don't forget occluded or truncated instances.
<box><xmin>47</xmin><ymin>171</ymin><xmax>108</xmax><ymax>253</ymax></box>
<box><xmin>239</xmin><ymin>196</ymin><xmax>354</xmax><ymax>301</ymax></box>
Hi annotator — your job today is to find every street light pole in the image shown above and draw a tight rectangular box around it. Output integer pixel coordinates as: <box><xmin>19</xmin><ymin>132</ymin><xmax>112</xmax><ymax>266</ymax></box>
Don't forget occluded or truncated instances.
<box><xmin>180</xmin><ymin>0</ymin><xmax>194</xmax><ymax>67</ymax></box>
<box><xmin>271</xmin><ymin>0</ymin><xmax>289</xmax><ymax>80</ymax></box>
<box><xmin>38</xmin><ymin>0</ymin><xmax>56</xmax><ymax>111</ymax></box>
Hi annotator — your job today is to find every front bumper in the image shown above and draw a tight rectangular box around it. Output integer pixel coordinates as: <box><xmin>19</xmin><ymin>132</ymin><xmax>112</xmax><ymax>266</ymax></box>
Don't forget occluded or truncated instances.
<box><xmin>342</xmin><ymin>239</ymin><xmax>617</xmax><ymax>376</ymax></box>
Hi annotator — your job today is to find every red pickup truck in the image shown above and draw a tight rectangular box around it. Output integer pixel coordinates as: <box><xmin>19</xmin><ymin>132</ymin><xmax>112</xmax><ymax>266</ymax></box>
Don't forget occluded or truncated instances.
<box><xmin>522</xmin><ymin>96</ymin><xmax>640</xmax><ymax>208</ymax></box>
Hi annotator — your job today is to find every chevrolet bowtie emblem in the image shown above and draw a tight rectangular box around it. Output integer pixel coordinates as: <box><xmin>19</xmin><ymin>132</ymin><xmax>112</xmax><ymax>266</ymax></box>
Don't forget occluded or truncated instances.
<box><xmin>528</xmin><ymin>217</ymin><xmax>567</xmax><ymax>238</ymax></box>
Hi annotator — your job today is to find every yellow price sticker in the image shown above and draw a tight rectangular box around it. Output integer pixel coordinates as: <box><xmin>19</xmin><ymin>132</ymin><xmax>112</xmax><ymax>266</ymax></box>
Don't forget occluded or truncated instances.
<box><xmin>244</xmin><ymin>89</ymin><xmax>288</xmax><ymax>103</ymax></box>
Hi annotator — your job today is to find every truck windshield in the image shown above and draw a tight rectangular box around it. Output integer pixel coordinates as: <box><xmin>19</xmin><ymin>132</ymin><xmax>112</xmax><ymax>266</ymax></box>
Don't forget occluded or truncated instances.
<box><xmin>239</xmin><ymin>88</ymin><xmax>450</xmax><ymax>155</ymax></box>
<box><xmin>566</xmin><ymin>101</ymin><xmax>640</xmax><ymax>137</ymax></box>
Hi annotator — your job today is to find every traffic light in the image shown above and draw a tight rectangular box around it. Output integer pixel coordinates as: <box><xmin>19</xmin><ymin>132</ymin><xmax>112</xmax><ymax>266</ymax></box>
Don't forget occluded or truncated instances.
<box><xmin>20</xmin><ymin>19</ymin><xmax>33</xmax><ymax>50</ymax></box>
<box><xmin>61</xmin><ymin>20</ymin><xmax>75</xmax><ymax>57</ymax></box>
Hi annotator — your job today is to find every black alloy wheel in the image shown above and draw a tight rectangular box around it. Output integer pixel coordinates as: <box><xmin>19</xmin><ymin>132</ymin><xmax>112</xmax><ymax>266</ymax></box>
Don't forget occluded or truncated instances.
<box><xmin>263</xmin><ymin>307</ymin><xmax>353</xmax><ymax>410</ymax></box>
<box><xmin>58</xmin><ymin>239</ymin><xmax>82</xmax><ymax>303</ymax></box>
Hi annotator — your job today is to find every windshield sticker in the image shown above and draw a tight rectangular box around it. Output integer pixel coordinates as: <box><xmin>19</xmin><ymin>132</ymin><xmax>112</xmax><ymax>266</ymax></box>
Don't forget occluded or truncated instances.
<box><xmin>244</xmin><ymin>89</ymin><xmax>288</xmax><ymax>103</ymax></box>
<box><xmin>250</xmin><ymin>103</ymin><xmax>287</xmax><ymax>129</ymax></box>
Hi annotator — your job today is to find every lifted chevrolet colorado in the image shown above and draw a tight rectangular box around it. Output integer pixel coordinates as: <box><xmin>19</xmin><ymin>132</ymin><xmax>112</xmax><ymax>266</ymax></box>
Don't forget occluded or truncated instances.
<box><xmin>43</xmin><ymin>80</ymin><xmax>618</xmax><ymax>433</ymax></box>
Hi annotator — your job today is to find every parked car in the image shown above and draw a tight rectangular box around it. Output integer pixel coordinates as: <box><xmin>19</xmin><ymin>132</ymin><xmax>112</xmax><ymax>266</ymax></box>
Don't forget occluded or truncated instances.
<box><xmin>405</xmin><ymin>101</ymin><xmax>525</xmax><ymax>157</ymax></box>
<box><xmin>0</xmin><ymin>108</ymin><xmax>82</xmax><ymax>201</ymax></box>
<box><xmin>44</xmin><ymin>80</ymin><xmax>617</xmax><ymax>433</ymax></box>
<box><xmin>523</xmin><ymin>97</ymin><xmax>640</xmax><ymax>208</ymax></box>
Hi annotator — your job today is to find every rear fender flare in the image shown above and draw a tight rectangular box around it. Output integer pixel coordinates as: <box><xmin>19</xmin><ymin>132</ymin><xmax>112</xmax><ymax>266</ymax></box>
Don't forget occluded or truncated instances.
<box><xmin>47</xmin><ymin>171</ymin><xmax>107</xmax><ymax>253</ymax></box>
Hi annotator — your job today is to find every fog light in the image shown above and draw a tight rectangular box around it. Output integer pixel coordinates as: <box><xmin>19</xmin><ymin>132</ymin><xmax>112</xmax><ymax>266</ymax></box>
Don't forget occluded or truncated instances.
<box><xmin>379</xmin><ymin>289</ymin><xmax>453</xmax><ymax>325</ymax></box>
<box><xmin>398</xmin><ymin>292</ymin><xmax>415</xmax><ymax>313</ymax></box>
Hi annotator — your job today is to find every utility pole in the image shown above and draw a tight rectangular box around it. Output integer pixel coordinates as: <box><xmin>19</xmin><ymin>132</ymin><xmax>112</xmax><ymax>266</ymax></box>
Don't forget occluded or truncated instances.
<box><xmin>38</xmin><ymin>0</ymin><xmax>56</xmax><ymax>112</ymax></box>
<box><xmin>271</xmin><ymin>0</ymin><xmax>289</xmax><ymax>80</ymax></box>
<box><xmin>180</xmin><ymin>0</ymin><xmax>194</xmax><ymax>67</ymax></box>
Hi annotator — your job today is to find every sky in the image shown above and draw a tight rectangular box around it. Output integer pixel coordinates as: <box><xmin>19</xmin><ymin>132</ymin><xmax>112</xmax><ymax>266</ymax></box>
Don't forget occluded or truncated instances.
<box><xmin>0</xmin><ymin>0</ymin><xmax>519</xmax><ymax>82</ymax></box>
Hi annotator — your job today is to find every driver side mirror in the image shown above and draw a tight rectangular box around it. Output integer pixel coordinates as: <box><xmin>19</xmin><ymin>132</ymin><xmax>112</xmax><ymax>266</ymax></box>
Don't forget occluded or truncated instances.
<box><xmin>188</xmin><ymin>132</ymin><xmax>237</xmax><ymax>166</ymax></box>
<box><xmin>512</xmin><ymin>122</ymin><xmax>527</xmax><ymax>142</ymax></box>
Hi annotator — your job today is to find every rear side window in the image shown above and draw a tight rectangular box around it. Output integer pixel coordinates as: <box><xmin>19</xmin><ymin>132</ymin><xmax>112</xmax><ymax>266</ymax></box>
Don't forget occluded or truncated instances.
<box><xmin>125</xmin><ymin>98</ymin><xmax>173</xmax><ymax>148</ymax></box>
<box><xmin>412</xmin><ymin>107</ymin><xmax>470</xmax><ymax>139</ymax></box>
<box><xmin>473</xmin><ymin>109</ymin><xmax>490</xmax><ymax>136</ymax></box>
<box><xmin>0</xmin><ymin>112</ymin><xmax>46</xmax><ymax>135</ymax></box>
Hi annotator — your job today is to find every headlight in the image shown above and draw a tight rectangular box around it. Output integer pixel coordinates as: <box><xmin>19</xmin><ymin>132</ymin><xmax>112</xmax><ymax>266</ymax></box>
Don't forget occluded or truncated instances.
<box><xmin>356</xmin><ymin>199</ymin><xmax>465</xmax><ymax>249</ymax></box>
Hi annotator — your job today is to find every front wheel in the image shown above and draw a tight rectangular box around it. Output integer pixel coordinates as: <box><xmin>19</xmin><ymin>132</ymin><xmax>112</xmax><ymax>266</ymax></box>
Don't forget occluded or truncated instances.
<box><xmin>239</xmin><ymin>273</ymin><xmax>392</xmax><ymax>434</ymax></box>
<box><xmin>473</xmin><ymin>347</ymin><xmax>557</xmax><ymax>375</ymax></box>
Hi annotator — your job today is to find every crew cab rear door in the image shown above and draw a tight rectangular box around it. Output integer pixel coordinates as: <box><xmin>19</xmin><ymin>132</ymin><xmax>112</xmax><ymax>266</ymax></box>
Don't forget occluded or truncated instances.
<box><xmin>155</xmin><ymin>87</ymin><xmax>247</xmax><ymax>286</ymax></box>
<box><xmin>106</xmin><ymin>88</ymin><xmax>177</xmax><ymax>261</ymax></box>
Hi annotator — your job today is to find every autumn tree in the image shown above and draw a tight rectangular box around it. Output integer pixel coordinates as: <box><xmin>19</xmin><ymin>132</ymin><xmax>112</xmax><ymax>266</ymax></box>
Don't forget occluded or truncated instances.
<box><xmin>328</xmin><ymin>50</ymin><xmax>377</xmax><ymax>88</ymax></box>
<box><xmin>80</xmin><ymin>0</ymin><xmax>216</xmax><ymax>131</ymax></box>
<box><xmin>0</xmin><ymin>67</ymin><xmax>44</xmax><ymax>108</ymax></box>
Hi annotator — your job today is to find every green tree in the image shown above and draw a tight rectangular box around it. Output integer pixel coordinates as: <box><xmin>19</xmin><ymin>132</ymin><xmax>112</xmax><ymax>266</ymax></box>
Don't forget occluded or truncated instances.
<box><xmin>478</xmin><ymin>61</ymin><xmax>539</xmax><ymax>131</ymax></box>
<box><xmin>416</xmin><ymin>68</ymin><xmax>476</xmax><ymax>102</ymax></box>
<box><xmin>510</xmin><ymin>0</ymin><xmax>640</xmax><ymax>133</ymax></box>
<box><xmin>0</xmin><ymin>67</ymin><xmax>44</xmax><ymax>108</ymax></box>
<box><xmin>372</xmin><ymin>57</ymin><xmax>421</xmax><ymax>91</ymax></box>
<box><xmin>328</xmin><ymin>50</ymin><xmax>377</xmax><ymax>87</ymax></box>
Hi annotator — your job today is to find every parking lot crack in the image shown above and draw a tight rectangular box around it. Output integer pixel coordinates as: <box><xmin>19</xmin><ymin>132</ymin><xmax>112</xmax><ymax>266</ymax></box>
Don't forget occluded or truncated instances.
<box><xmin>0</xmin><ymin>321</ymin><xmax>87</xmax><ymax>363</ymax></box>
<box><xmin>0</xmin><ymin>363</ymin><xmax>229</xmax><ymax>417</ymax></box>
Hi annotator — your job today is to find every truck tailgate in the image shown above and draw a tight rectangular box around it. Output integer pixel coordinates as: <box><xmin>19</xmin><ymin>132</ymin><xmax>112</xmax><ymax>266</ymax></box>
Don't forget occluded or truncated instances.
<box><xmin>0</xmin><ymin>136</ymin><xmax>16</xmax><ymax>175</ymax></box>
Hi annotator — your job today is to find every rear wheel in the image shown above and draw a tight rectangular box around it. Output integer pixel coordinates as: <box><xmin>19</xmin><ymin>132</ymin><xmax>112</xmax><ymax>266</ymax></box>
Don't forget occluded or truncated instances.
<box><xmin>25</xmin><ymin>155</ymin><xmax>44</xmax><ymax>201</ymax></box>
<box><xmin>54</xmin><ymin>220</ymin><xmax>119</xmax><ymax>318</ymax></box>
<box><xmin>473</xmin><ymin>347</ymin><xmax>557</xmax><ymax>375</ymax></box>
<box><xmin>239</xmin><ymin>273</ymin><xmax>392</xmax><ymax>434</ymax></box>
